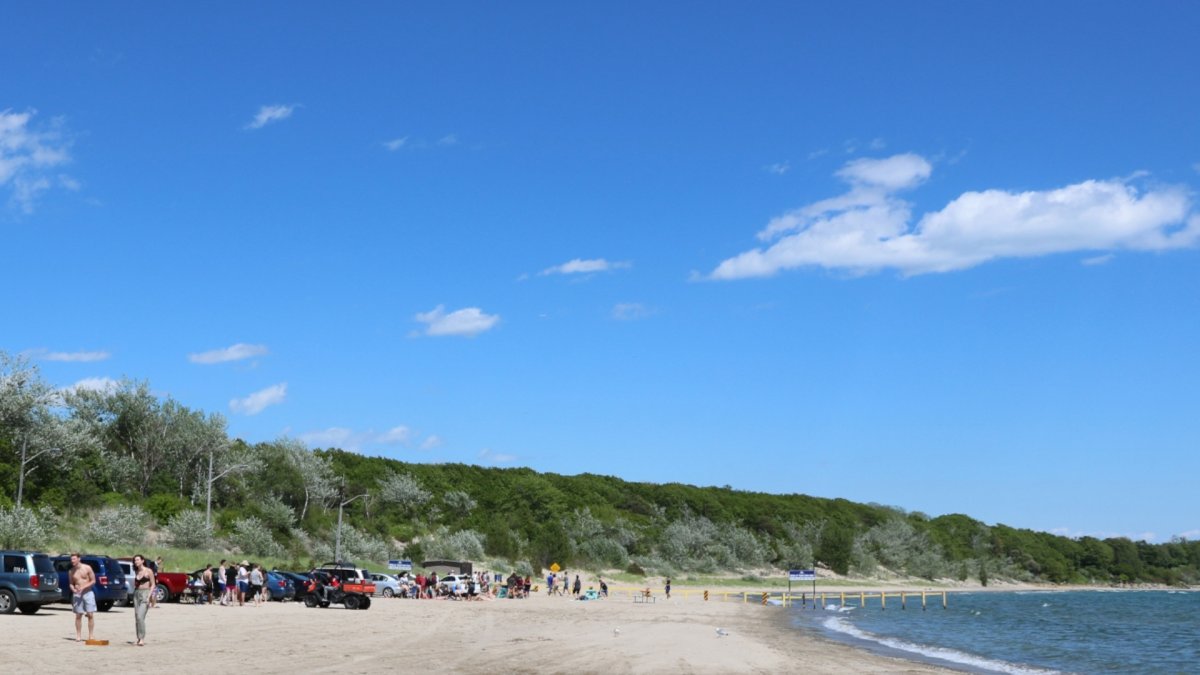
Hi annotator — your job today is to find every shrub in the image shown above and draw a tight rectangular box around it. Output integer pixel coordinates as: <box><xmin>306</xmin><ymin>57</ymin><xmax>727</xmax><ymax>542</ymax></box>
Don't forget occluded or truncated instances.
<box><xmin>86</xmin><ymin>504</ymin><xmax>149</xmax><ymax>546</ymax></box>
<box><xmin>255</xmin><ymin>494</ymin><xmax>296</xmax><ymax>531</ymax></box>
<box><xmin>165</xmin><ymin>510</ymin><xmax>213</xmax><ymax>549</ymax></box>
<box><xmin>145</xmin><ymin>493</ymin><xmax>188</xmax><ymax>525</ymax></box>
<box><xmin>0</xmin><ymin>505</ymin><xmax>55</xmax><ymax>549</ymax></box>
<box><xmin>311</xmin><ymin>524</ymin><xmax>391</xmax><ymax>563</ymax></box>
<box><xmin>422</xmin><ymin>526</ymin><xmax>486</xmax><ymax>561</ymax></box>
<box><xmin>229</xmin><ymin>516</ymin><xmax>283</xmax><ymax>558</ymax></box>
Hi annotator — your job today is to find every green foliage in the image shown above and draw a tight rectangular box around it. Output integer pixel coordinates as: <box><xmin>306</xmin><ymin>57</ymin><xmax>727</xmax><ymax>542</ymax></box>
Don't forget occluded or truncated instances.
<box><xmin>422</xmin><ymin>526</ymin><xmax>486</xmax><ymax>561</ymax></box>
<box><xmin>145</xmin><ymin>493</ymin><xmax>188</xmax><ymax>525</ymax></box>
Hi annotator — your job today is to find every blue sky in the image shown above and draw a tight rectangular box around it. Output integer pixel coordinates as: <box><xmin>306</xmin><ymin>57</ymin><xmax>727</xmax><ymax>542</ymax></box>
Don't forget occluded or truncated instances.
<box><xmin>4</xmin><ymin>2</ymin><xmax>1198</xmax><ymax>542</ymax></box>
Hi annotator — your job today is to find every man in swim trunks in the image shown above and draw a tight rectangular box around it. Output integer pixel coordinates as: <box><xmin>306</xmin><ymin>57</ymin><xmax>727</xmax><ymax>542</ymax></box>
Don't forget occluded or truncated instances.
<box><xmin>68</xmin><ymin>553</ymin><xmax>97</xmax><ymax>642</ymax></box>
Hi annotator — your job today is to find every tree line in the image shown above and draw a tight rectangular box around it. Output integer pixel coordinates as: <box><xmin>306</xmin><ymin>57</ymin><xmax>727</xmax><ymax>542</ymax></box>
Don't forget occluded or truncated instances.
<box><xmin>2</xmin><ymin>351</ymin><xmax>1198</xmax><ymax>585</ymax></box>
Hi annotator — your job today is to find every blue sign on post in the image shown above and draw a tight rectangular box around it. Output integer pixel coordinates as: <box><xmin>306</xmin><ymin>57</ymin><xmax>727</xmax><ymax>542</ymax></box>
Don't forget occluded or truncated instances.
<box><xmin>790</xmin><ymin>569</ymin><xmax>816</xmax><ymax>581</ymax></box>
<box><xmin>388</xmin><ymin>559</ymin><xmax>413</xmax><ymax>571</ymax></box>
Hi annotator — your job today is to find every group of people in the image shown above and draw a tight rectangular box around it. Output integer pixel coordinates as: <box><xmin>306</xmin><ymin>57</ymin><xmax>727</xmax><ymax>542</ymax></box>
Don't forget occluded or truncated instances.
<box><xmin>545</xmin><ymin>571</ymin><xmax>609</xmax><ymax>600</ymax></box>
<box><xmin>194</xmin><ymin>559</ymin><xmax>271</xmax><ymax>607</ymax></box>
<box><xmin>399</xmin><ymin>570</ymin><xmax>493</xmax><ymax>599</ymax></box>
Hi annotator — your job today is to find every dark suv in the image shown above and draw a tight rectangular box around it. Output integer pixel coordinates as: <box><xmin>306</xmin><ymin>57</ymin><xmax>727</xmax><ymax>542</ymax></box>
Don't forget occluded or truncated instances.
<box><xmin>51</xmin><ymin>554</ymin><xmax>126</xmax><ymax>612</ymax></box>
<box><xmin>0</xmin><ymin>550</ymin><xmax>62</xmax><ymax>614</ymax></box>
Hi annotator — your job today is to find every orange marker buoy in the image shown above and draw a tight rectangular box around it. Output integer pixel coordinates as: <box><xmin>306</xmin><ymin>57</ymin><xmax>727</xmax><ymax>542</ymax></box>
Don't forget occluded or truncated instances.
<box><xmin>85</xmin><ymin>639</ymin><xmax>109</xmax><ymax>646</ymax></box>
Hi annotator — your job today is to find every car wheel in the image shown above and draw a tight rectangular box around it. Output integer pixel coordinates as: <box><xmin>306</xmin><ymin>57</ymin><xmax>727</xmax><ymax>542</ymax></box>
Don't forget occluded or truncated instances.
<box><xmin>18</xmin><ymin>603</ymin><xmax>40</xmax><ymax>614</ymax></box>
<box><xmin>343</xmin><ymin>595</ymin><xmax>361</xmax><ymax>610</ymax></box>
<box><xmin>382</xmin><ymin>588</ymin><xmax>394</xmax><ymax>598</ymax></box>
<box><xmin>153</xmin><ymin>584</ymin><xmax>169</xmax><ymax>604</ymax></box>
<box><xmin>97</xmin><ymin>600</ymin><xmax>114</xmax><ymax>612</ymax></box>
<box><xmin>319</xmin><ymin>601</ymin><xmax>330</xmax><ymax>608</ymax></box>
<box><xmin>0</xmin><ymin>590</ymin><xmax>15</xmax><ymax>614</ymax></box>
<box><xmin>303</xmin><ymin>595</ymin><xmax>318</xmax><ymax>608</ymax></box>
<box><xmin>360</xmin><ymin>596</ymin><xmax>371</xmax><ymax>610</ymax></box>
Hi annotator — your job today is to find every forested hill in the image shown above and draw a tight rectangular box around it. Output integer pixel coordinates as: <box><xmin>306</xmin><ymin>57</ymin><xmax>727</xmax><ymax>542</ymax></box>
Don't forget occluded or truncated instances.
<box><xmin>2</xmin><ymin>358</ymin><xmax>1198</xmax><ymax>585</ymax></box>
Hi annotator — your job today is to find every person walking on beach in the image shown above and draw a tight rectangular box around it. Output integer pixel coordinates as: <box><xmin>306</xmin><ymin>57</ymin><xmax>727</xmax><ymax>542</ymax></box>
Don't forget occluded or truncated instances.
<box><xmin>68</xmin><ymin>553</ymin><xmax>97</xmax><ymax>642</ymax></box>
<box><xmin>132</xmin><ymin>554</ymin><xmax>155</xmax><ymax>646</ymax></box>
<box><xmin>665</xmin><ymin>578</ymin><xmax>671</xmax><ymax>600</ymax></box>
<box><xmin>572</xmin><ymin>574</ymin><xmax>581</xmax><ymax>596</ymax></box>
<box><xmin>249</xmin><ymin>564</ymin><xmax>264</xmax><ymax>606</ymax></box>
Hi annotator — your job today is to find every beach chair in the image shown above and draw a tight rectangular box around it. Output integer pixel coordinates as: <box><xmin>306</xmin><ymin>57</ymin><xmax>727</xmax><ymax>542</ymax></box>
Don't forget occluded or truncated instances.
<box><xmin>634</xmin><ymin>588</ymin><xmax>655</xmax><ymax>604</ymax></box>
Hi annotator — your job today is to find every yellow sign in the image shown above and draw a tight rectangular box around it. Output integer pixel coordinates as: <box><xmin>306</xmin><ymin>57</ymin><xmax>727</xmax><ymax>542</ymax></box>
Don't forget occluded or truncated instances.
<box><xmin>549</xmin><ymin>563</ymin><xmax>561</xmax><ymax>572</ymax></box>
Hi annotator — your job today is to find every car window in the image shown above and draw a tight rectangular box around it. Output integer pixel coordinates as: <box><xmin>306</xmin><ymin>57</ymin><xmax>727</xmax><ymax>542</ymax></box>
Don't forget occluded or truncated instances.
<box><xmin>3</xmin><ymin>554</ymin><xmax>28</xmax><ymax>573</ymax></box>
<box><xmin>34</xmin><ymin>555</ymin><xmax>55</xmax><ymax>574</ymax></box>
<box><xmin>53</xmin><ymin>559</ymin><xmax>72</xmax><ymax>572</ymax></box>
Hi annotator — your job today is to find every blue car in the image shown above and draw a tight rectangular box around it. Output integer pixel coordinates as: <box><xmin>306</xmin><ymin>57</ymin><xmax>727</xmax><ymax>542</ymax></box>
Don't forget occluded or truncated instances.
<box><xmin>262</xmin><ymin>571</ymin><xmax>295</xmax><ymax>601</ymax></box>
<box><xmin>51</xmin><ymin>554</ymin><xmax>127</xmax><ymax>612</ymax></box>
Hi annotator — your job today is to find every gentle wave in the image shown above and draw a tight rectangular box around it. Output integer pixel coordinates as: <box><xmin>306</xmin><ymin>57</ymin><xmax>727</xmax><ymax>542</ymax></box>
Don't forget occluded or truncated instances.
<box><xmin>820</xmin><ymin>615</ymin><xmax>1060</xmax><ymax>675</ymax></box>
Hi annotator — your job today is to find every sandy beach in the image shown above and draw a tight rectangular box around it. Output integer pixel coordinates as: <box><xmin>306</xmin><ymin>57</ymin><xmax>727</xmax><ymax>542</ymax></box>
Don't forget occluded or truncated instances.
<box><xmin>0</xmin><ymin>586</ymin><xmax>960</xmax><ymax>674</ymax></box>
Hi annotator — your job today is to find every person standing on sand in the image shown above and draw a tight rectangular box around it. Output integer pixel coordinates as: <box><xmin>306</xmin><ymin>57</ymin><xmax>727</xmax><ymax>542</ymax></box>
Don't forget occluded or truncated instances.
<box><xmin>68</xmin><ymin>553</ymin><xmax>97</xmax><ymax>642</ymax></box>
<box><xmin>572</xmin><ymin>574</ymin><xmax>581</xmax><ymax>596</ymax></box>
<box><xmin>665</xmin><ymin>578</ymin><xmax>671</xmax><ymax>600</ymax></box>
<box><xmin>216</xmin><ymin>560</ymin><xmax>228</xmax><ymax>605</ymax></box>
<box><xmin>132</xmin><ymin>554</ymin><xmax>155</xmax><ymax>646</ymax></box>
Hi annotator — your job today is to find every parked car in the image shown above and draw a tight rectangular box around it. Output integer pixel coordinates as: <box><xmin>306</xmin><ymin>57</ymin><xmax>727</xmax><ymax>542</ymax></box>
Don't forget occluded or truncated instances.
<box><xmin>368</xmin><ymin>572</ymin><xmax>401</xmax><ymax>598</ymax></box>
<box><xmin>276</xmin><ymin>571</ymin><xmax>316</xmax><ymax>603</ymax></box>
<box><xmin>262</xmin><ymin>571</ymin><xmax>295</xmax><ymax>601</ymax></box>
<box><xmin>51</xmin><ymin>554</ymin><xmax>126</xmax><ymax>612</ymax></box>
<box><xmin>117</xmin><ymin>560</ymin><xmax>136</xmax><ymax>606</ymax></box>
<box><xmin>0</xmin><ymin>550</ymin><xmax>62</xmax><ymax>614</ymax></box>
<box><xmin>316</xmin><ymin>562</ymin><xmax>369</xmax><ymax>583</ymax></box>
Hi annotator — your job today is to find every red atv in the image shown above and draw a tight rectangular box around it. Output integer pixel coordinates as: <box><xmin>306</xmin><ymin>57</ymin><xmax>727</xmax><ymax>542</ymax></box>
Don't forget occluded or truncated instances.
<box><xmin>302</xmin><ymin>571</ymin><xmax>375</xmax><ymax>610</ymax></box>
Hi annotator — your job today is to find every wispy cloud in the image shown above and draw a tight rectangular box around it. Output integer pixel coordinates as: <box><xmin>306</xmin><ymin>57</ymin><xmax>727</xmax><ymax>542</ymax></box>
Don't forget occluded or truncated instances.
<box><xmin>477</xmin><ymin>448</ymin><xmax>516</xmax><ymax>465</ymax></box>
<box><xmin>414</xmin><ymin>305</ymin><xmax>500</xmax><ymax>337</ymax></box>
<box><xmin>229</xmin><ymin>383</ymin><xmax>287</xmax><ymax>415</ymax></box>
<box><xmin>1082</xmin><ymin>253</ymin><xmax>1116</xmax><ymax>266</ymax></box>
<box><xmin>765</xmin><ymin>161</ymin><xmax>791</xmax><ymax>175</ymax></box>
<box><xmin>710</xmin><ymin>153</ymin><xmax>1197</xmax><ymax>279</ymax></box>
<box><xmin>540</xmin><ymin>258</ymin><xmax>631</xmax><ymax>276</ymax></box>
<box><xmin>437</xmin><ymin>133</ymin><xmax>458</xmax><ymax>146</ymax></box>
<box><xmin>245</xmin><ymin>104</ymin><xmax>297</xmax><ymax>130</ymax></box>
<box><xmin>383</xmin><ymin>137</ymin><xmax>408</xmax><ymax>151</ymax></box>
<box><xmin>298</xmin><ymin>425</ymin><xmax>433</xmax><ymax>453</ymax></box>
<box><xmin>420</xmin><ymin>434</ymin><xmax>443</xmax><ymax>450</ymax></box>
<box><xmin>26</xmin><ymin>348</ymin><xmax>110</xmax><ymax>362</ymax></box>
<box><xmin>62</xmin><ymin>377</ymin><xmax>119</xmax><ymax>395</ymax></box>
<box><xmin>612</xmin><ymin>302</ymin><xmax>655</xmax><ymax>321</ymax></box>
<box><xmin>0</xmin><ymin>109</ymin><xmax>74</xmax><ymax>213</ymax></box>
<box><xmin>189</xmin><ymin>343</ymin><xmax>269</xmax><ymax>364</ymax></box>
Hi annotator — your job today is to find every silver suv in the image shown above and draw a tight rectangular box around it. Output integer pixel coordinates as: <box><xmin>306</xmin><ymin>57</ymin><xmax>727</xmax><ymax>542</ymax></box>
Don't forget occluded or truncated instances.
<box><xmin>0</xmin><ymin>550</ymin><xmax>61</xmax><ymax>614</ymax></box>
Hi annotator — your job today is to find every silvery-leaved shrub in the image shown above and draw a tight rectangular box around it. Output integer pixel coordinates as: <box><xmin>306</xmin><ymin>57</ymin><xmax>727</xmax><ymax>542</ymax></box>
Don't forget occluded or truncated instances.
<box><xmin>0</xmin><ymin>505</ymin><xmax>55</xmax><ymax>549</ymax></box>
<box><xmin>255</xmin><ymin>494</ymin><xmax>296</xmax><ymax>530</ymax></box>
<box><xmin>86</xmin><ymin>504</ymin><xmax>148</xmax><ymax>546</ymax></box>
<box><xmin>421</xmin><ymin>526</ymin><xmax>486</xmax><ymax>561</ymax></box>
<box><xmin>165</xmin><ymin>509</ymin><xmax>213</xmax><ymax>549</ymax></box>
<box><xmin>312</xmin><ymin>524</ymin><xmax>391</xmax><ymax>562</ymax></box>
<box><xmin>230</xmin><ymin>516</ymin><xmax>283</xmax><ymax>558</ymax></box>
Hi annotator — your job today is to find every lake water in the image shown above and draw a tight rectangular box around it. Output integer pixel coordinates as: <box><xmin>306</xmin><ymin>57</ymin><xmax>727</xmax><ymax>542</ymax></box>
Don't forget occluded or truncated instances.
<box><xmin>786</xmin><ymin>590</ymin><xmax>1199</xmax><ymax>673</ymax></box>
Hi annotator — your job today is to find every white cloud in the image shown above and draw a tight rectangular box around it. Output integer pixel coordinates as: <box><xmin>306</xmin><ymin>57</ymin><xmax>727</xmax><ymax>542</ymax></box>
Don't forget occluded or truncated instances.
<box><xmin>229</xmin><ymin>383</ymin><xmax>287</xmax><ymax>415</ymax></box>
<box><xmin>1081</xmin><ymin>253</ymin><xmax>1115</xmax><ymax>266</ymax></box>
<box><xmin>383</xmin><ymin>137</ymin><xmax>408</xmax><ymax>151</ymax></box>
<box><xmin>378</xmin><ymin>426</ymin><xmax>411</xmax><ymax>444</ymax></box>
<box><xmin>299</xmin><ymin>427</ymin><xmax>355</xmax><ymax>449</ymax></box>
<box><xmin>245</xmin><ymin>104</ymin><xmax>297</xmax><ymax>130</ymax></box>
<box><xmin>612</xmin><ymin>302</ymin><xmax>654</xmax><ymax>321</ymax></box>
<box><xmin>1176</xmin><ymin>529</ymin><xmax>1200</xmax><ymax>540</ymax></box>
<box><xmin>62</xmin><ymin>377</ymin><xmax>118</xmax><ymax>395</ymax></box>
<box><xmin>420</xmin><ymin>434</ymin><xmax>443</xmax><ymax>450</ymax></box>
<box><xmin>437</xmin><ymin>133</ymin><xmax>458</xmax><ymax>146</ymax></box>
<box><xmin>711</xmin><ymin>154</ymin><xmax>1197</xmax><ymax>279</ymax></box>
<box><xmin>766</xmin><ymin>161</ymin><xmax>791</xmax><ymax>175</ymax></box>
<box><xmin>414</xmin><ymin>305</ymin><xmax>500</xmax><ymax>337</ymax></box>
<box><xmin>0</xmin><ymin>109</ymin><xmax>73</xmax><ymax>213</ymax></box>
<box><xmin>189</xmin><ymin>343</ymin><xmax>269</xmax><ymax>364</ymax></box>
<box><xmin>540</xmin><ymin>258</ymin><xmax>631</xmax><ymax>276</ymax></box>
<box><xmin>27</xmin><ymin>348</ymin><xmax>110</xmax><ymax>362</ymax></box>
<box><xmin>477</xmin><ymin>448</ymin><xmax>516</xmax><ymax>464</ymax></box>
<box><xmin>298</xmin><ymin>425</ymin><xmax>429</xmax><ymax>453</ymax></box>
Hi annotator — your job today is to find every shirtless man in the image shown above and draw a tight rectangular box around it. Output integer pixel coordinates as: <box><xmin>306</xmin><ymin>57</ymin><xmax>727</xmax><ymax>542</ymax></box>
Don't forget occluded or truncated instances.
<box><xmin>68</xmin><ymin>553</ymin><xmax>97</xmax><ymax>642</ymax></box>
